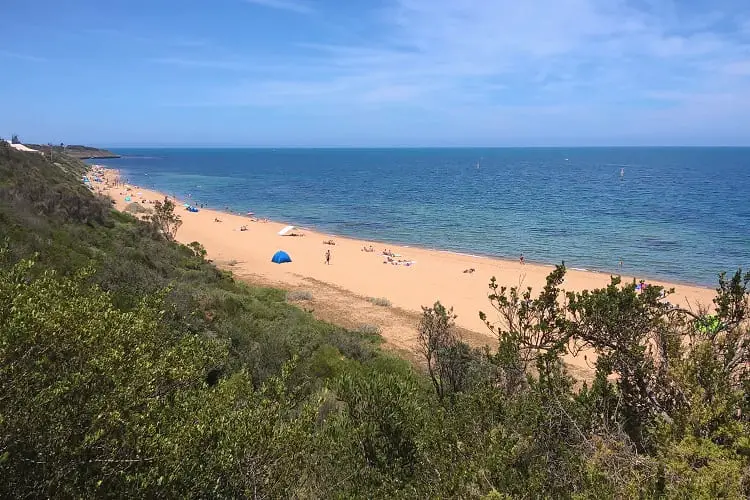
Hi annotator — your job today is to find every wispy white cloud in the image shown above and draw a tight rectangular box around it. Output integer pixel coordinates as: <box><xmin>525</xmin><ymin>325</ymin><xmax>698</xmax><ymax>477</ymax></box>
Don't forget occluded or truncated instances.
<box><xmin>0</xmin><ymin>49</ymin><xmax>46</xmax><ymax>62</ymax></box>
<box><xmin>174</xmin><ymin>0</ymin><xmax>750</xmax><ymax>140</ymax></box>
<box><xmin>243</xmin><ymin>0</ymin><xmax>313</xmax><ymax>14</ymax></box>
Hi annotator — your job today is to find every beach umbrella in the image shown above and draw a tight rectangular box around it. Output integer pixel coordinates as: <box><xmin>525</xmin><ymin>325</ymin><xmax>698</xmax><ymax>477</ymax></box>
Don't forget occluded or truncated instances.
<box><xmin>271</xmin><ymin>250</ymin><xmax>292</xmax><ymax>264</ymax></box>
<box><xmin>125</xmin><ymin>196</ymin><xmax>131</xmax><ymax>202</ymax></box>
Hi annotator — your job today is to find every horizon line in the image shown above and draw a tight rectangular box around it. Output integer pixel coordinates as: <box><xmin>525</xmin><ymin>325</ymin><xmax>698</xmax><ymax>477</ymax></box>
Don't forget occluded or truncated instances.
<box><xmin>85</xmin><ymin>144</ymin><xmax>750</xmax><ymax>150</ymax></box>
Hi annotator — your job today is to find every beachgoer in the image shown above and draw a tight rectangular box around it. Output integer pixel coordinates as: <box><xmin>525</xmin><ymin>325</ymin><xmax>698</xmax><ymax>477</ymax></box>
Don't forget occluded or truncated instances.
<box><xmin>619</xmin><ymin>259</ymin><xmax>623</xmax><ymax>270</ymax></box>
<box><xmin>325</xmin><ymin>249</ymin><xmax>331</xmax><ymax>265</ymax></box>
<box><xmin>520</xmin><ymin>253</ymin><xmax>525</xmax><ymax>265</ymax></box>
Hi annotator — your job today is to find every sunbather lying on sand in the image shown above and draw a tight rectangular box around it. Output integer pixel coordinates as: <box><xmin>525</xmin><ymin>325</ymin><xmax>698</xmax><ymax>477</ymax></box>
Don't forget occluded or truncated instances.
<box><xmin>383</xmin><ymin>257</ymin><xmax>416</xmax><ymax>266</ymax></box>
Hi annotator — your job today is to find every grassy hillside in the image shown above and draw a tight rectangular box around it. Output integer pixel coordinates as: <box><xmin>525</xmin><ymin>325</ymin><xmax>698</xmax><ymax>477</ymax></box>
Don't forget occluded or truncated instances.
<box><xmin>26</xmin><ymin>143</ymin><xmax>120</xmax><ymax>159</ymax></box>
<box><xmin>1</xmin><ymin>141</ymin><xmax>748</xmax><ymax>498</ymax></box>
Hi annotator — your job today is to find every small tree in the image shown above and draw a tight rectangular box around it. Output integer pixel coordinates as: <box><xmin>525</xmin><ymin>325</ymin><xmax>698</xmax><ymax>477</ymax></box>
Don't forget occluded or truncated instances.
<box><xmin>11</xmin><ymin>134</ymin><xmax>20</xmax><ymax>144</ymax></box>
<box><xmin>187</xmin><ymin>241</ymin><xmax>207</xmax><ymax>260</ymax></box>
<box><xmin>417</xmin><ymin>301</ymin><xmax>478</xmax><ymax>400</ymax></box>
<box><xmin>151</xmin><ymin>197</ymin><xmax>182</xmax><ymax>241</ymax></box>
<box><xmin>480</xmin><ymin>265</ymin><xmax>571</xmax><ymax>393</ymax></box>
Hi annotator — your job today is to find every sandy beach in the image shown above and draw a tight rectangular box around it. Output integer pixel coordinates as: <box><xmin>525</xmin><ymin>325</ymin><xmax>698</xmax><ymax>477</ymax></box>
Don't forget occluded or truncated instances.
<box><xmin>90</xmin><ymin>167</ymin><xmax>717</xmax><ymax>374</ymax></box>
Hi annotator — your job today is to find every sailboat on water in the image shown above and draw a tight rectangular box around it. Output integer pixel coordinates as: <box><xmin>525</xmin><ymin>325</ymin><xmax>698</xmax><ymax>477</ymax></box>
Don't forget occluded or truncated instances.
<box><xmin>620</xmin><ymin>167</ymin><xmax>625</xmax><ymax>180</ymax></box>
<box><xmin>476</xmin><ymin>157</ymin><xmax>482</xmax><ymax>170</ymax></box>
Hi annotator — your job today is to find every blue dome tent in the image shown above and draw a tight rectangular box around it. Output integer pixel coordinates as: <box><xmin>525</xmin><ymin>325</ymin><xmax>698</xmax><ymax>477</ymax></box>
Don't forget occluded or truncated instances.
<box><xmin>271</xmin><ymin>250</ymin><xmax>292</xmax><ymax>264</ymax></box>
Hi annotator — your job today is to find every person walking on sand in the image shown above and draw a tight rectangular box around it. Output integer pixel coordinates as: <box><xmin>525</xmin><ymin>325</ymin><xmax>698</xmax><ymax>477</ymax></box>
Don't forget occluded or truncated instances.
<box><xmin>325</xmin><ymin>249</ymin><xmax>331</xmax><ymax>265</ymax></box>
<box><xmin>520</xmin><ymin>253</ymin><xmax>525</xmax><ymax>265</ymax></box>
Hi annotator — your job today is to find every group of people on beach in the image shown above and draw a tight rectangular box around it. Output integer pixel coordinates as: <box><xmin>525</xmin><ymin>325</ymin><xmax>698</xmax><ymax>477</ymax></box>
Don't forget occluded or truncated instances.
<box><xmin>322</xmin><ymin>243</ymin><xmax>417</xmax><ymax>267</ymax></box>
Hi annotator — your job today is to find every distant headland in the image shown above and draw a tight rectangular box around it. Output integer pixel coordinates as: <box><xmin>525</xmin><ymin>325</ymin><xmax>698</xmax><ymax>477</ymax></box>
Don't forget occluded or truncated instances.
<box><xmin>3</xmin><ymin>134</ymin><xmax>120</xmax><ymax>159</ymax></box>
<box><xmin>28</xmin><ymin>143</ymin><xmax>121</xmax><ymax>159</ymax></box>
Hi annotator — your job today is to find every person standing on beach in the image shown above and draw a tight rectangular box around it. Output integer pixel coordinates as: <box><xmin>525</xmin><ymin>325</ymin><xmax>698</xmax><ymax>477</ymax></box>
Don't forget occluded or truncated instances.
<box><xmin>520</xmin><ymin>253</ymin><xmax>525</xmax><ymax>265</ymax></box>
<box><xmin>325</xmin><ymin>249</ymin><xmax>331</xmax><ymax>265</ymax></box>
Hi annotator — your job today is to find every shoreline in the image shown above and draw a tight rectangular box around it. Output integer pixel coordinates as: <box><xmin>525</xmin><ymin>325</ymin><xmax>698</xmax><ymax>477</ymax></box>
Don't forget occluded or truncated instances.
<box><xmin>95</xmin><ymin>164</ymin><xmax>716</xmax><ymax>299</ymax></box>
<box><xmin>89</xmin><ymin>165</ymin><xmax>717</xmax><ymax>374</ymax></box>
<box><xmin>113</xmin><ymin>169</ymin><xmax>716</xmax><ymax>291</ymax></box>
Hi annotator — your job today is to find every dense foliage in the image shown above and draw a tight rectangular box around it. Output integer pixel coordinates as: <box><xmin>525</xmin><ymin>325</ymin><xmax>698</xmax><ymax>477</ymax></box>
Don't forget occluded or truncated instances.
<box><xmin>1</xmin><ymin>144</ymin><xmax>748</xmax><ymax>497</ymax></box>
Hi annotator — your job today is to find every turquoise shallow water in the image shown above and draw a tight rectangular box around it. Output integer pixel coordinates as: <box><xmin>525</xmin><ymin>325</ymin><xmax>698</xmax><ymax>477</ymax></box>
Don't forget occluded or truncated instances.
<box><xmin>92</xmin><ymin>147</ymin><xmax>750</xmax><ymax>286</ymax></box>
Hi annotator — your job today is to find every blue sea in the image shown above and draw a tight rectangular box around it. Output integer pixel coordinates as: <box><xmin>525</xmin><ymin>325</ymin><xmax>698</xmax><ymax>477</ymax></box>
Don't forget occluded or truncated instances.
<box><xmin>92</xmin><ymin>148</ymin><xmax>750</xmax><ymax>286</ymax></box>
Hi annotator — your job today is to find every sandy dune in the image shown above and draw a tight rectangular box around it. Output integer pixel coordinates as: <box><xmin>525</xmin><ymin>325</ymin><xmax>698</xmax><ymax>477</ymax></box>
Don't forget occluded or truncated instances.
<box><xmin>92</xmin><ymin>167</ymin><xmax>717</xmax><ymax>374</ymax></box>
<box><xmin>4</xmin><ymin>140</ymin><xmax>40</xmax><ymax>153</ymax></box>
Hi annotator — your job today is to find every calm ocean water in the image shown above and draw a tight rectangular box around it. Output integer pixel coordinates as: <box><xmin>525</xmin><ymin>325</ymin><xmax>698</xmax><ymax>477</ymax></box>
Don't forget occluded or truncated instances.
<box><xmin>92</xmin><ymin>148</ymin><xmax>750</xmax><ymax>286</ymax></box>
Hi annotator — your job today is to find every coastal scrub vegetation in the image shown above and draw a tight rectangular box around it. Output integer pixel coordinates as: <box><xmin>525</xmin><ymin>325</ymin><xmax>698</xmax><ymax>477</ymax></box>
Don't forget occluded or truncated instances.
<box><xmin>1</xmin><ymin>146</ymin><xmax>748</xmax><ymax>497</ymax></box>
<box><xmin>150</xmin><ymin>196</ymin><xmax>182</xmax><ymax>241</ymax></box>
<box><xmin>124</xmin><ymin>201</ymin><xmax>151</xmax><ymax>214</ymax></box>
<box><xmin>368</xmin><ymin>296</ymin><xmax>392</xmax><ymax>307</ymax></box>
<box><xmin>287</xmin><ymin>289</ymin><xmax>314</xmax><ymax>301</ymax></box>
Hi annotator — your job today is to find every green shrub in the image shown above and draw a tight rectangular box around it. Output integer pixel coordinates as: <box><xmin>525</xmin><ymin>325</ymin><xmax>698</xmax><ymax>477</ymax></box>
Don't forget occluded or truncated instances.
<box><xmin>124</xmin><ymin>201</ymin><xmax>151</xmax><ymax>214</ymax></box>
<box><xmin>287</xmin><ymin>290</ymin><xmax>313</xmax><ymax>301</ymax></box>
<box><xmin>357</xmin><ymin>323</ymin><xmax>381</xmax><ymax>335</ymax></box>
<box><xmin>368</xmin><ymin>296</ymin><xmax>391</xmax><ymax>307</ymax></box>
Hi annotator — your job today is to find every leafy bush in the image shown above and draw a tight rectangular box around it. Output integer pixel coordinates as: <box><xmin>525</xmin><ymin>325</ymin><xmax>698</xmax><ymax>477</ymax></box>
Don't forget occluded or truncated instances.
<box><xmin>357</xmin><ymin>323</ymin><xmax>381</xmax><ymax>335</ymax></box>
<box><xmin>368</xmin><ymin>296</ymin><xmax>391</xmax><ymax>307</ymax></box>
<box><xmin>187</xmin><ymin>241</ymin><xmax>207</xmax><ymax>260</ymax></box>
<box><xmin>150</xmin><ymin>197</ymin><xmax>182</xmax><ymax>240</ymax></box>
<box><xmin>286</xmin><ymin>290</ymin><xmax>313</xmax><ymax>301</ymax></box>
<box><xmin>124</xmin><ymin>201</ymin><xmax>150</xmax><ymax>214</ymax></box>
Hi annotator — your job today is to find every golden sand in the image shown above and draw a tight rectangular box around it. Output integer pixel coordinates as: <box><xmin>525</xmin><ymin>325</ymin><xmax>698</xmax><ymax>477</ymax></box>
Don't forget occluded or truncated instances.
<box><xmin>93</xmin><ymin>167</ymin><xmax>716</xmax><ymax>373</ymax></box>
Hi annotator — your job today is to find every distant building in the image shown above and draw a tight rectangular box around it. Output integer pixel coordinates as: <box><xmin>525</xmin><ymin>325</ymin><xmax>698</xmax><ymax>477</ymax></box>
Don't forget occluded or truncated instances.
<box><xmin>3</xmin><ymin>139</ymin><xmax>42</xmax><ymax>154</ymax></box>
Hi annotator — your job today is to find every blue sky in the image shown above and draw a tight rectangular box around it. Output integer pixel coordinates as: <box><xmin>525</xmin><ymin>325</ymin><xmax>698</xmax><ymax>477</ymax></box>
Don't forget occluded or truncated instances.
<box><xmin>2</xmin><ymin>0</ymin><xmax>750</xmax><ymax>146</ymax></box>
